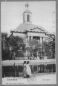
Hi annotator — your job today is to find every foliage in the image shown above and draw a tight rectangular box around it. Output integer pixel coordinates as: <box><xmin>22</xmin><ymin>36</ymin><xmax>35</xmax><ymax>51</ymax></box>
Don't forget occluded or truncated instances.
<box><xmin>2</xmin><ymin>33</ymin><xmax>25</xmax><ymax>60</ymax></box>
<box><xmin>43</xmin><ymin>37</ymin><xmax>55</xmax><ymax>59</ymax></box>
<box><xmin>28</xmin><ymin>39</ymin><xmax>41</xmax><ymax>57</ymax></box>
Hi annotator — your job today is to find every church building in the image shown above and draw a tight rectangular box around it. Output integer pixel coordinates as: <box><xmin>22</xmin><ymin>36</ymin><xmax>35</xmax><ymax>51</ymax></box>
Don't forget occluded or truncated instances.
<box><xmin>10</xmin><ymin>3</ymin><xmax>54</xmax><ymax>59</ymax></box>
<box><xmin>2</xmin><ymin>3</ymin><xmax>56</xmax><ymax>77</ymax></box>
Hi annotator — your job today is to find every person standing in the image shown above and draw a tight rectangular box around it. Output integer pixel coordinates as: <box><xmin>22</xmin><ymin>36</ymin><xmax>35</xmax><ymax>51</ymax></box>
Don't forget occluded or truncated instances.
<box><xmin>23</xmin><ymin>61</ymin><xmax>32</xmax><ymax>78</ymax></box>
<box><xmin>23</xmin><ymin>61</ymin><xmax>27</xmax><ymax>78</ymax></box>
<box><xmin>26</xmin><ymin>61</ymin><xmax>32</xmax><ymax>78</ymax></box>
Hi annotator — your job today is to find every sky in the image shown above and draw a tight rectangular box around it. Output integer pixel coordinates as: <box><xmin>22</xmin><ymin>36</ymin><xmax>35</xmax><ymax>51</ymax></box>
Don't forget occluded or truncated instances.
<box><xmin>1</xmin><ymin>1</ymin><xmax>56</xmax><ymax>34</ymax></box>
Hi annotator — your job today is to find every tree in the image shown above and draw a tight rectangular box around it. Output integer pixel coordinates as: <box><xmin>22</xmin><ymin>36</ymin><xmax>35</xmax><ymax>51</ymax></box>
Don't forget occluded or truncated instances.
<box><xmin>27</xmin><ymin>39</ymin><xmax>41</xmax><ymax>58</ymax></box>
<box><xmin>2</xmin><ymin>33</ymin><xmax>25</xmax><ymax>60</ymax></box>
<box><xmin>2</xmin><ymin>33</ymin><xmax>10</xmax><ymax>60</ymax></box>
<box><xmin>43</xmin><ymin>36</ymin><xmax>55</xmax><ymax>59</ymax></box>
<box><xmin>8</xmin><ymin>35</ymin><xmax>25</xmax><ymax>59</ymax></box>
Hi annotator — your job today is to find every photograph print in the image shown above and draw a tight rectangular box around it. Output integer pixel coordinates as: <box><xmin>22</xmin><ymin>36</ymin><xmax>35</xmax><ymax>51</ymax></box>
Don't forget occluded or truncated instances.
<box><xmin>1</xmin><ymin>1</ymin><xmax>56</xmax><ymax>85</ymax></box>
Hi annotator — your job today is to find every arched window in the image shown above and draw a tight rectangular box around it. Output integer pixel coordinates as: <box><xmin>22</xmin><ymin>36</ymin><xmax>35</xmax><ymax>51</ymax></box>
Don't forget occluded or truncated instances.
<box><xmin>27</xmin><ymin>14</ymin><xmax>30</xmax><ymax>22</ymax></box>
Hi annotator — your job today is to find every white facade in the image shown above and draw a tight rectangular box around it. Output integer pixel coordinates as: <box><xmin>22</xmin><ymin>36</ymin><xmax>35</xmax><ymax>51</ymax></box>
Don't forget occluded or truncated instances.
<box><xmin>11</xmin><ymin>3</ymin><xmax>53</xmax><ymax>59</ymax></box>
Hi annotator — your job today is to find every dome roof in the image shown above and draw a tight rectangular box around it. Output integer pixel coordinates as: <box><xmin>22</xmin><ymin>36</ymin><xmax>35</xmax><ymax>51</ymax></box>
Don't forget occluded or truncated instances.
<box><xmin>14</xmin><ymin>23</ymin><xmax>37</xmax><ymax>32</ymax></box>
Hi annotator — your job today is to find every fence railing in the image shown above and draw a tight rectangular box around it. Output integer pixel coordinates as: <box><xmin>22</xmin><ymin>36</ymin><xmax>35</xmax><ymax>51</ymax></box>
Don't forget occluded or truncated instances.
<box><xmin>2</xmin><ymin>59</ymin><xmax>56</xmax><ymax>66</ymax></box>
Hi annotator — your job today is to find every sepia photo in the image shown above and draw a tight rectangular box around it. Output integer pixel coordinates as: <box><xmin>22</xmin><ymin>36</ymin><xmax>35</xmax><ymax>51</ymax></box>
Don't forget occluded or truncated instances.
<box><xmin>1</xmin><ymin>1</ymin><xmax>56</xmax><ymax>85</ymax></box>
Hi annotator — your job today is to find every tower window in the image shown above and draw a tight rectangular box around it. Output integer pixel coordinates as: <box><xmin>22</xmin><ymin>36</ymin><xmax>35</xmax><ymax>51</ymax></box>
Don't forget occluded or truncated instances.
<box><xmin>27</xmin><ymin>14</ymin><xmax>30</xmax><ymax>22</ymax></box>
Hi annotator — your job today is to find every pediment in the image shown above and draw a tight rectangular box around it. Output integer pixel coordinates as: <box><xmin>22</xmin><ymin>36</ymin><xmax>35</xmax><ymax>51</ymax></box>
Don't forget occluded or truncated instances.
<box><xmin>29</xmin><ymin>27</ymin><xmax>45</xmax><ymax>33</ymax></box>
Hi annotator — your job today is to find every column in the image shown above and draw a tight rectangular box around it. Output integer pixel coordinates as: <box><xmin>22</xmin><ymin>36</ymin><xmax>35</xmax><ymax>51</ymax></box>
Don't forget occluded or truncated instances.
<box><xmin>40</xmin><ymin>37</ymin><xmax>43</xmax><ymax>58</ymax></box>
<box><xmin>25</xmin><ymin>35</ymin><xmax>28</xmax><ymax>58</ymax></box>
<box><xmin>38</xmin><ymin>37</ymin><xmax>40</xmax><ymax>43</ymax></box>
<box><xmin>28</xmin><ymin>36</ymin><xmax>29</xmax><ymax>41</ymax></box>
<box><xmin>37</xmin><ymin>66</ymin><xmax>39</xmax><ymax>73</ymax></box>
<box><xmin>40</xmin><ymin>37</ymin><xmax>42</xmax><ymax>44</ymax></box>
<box><xmin>37</xmin><ymin>51</ymin><xmax>38</xmax><ymax>57</ymax></box>
<box><xmin>31</xmin><ymin>36</ymin><xmax>33</xmax><ymax>40</ymax></box>
<box><xmin>37</xmin><ymin>51</ymin><xmax>39</xmax><ymax>60</ymax></box>
<box><xmin>26</xmin><ymin>50</ymin><xmax>28</xmax><ymax>57</ymax></box>
<box><xmin>32</xmin><ymin>65</ymin><xmax>34</xmax><ymax>73</ymax></box>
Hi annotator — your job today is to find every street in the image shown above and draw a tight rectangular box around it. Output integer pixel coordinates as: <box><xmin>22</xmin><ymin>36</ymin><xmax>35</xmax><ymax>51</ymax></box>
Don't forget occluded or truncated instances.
<box><xmin>2</xmin><ymin>73</ymin><xmax>56</xmax><ymax>85</ymax></box>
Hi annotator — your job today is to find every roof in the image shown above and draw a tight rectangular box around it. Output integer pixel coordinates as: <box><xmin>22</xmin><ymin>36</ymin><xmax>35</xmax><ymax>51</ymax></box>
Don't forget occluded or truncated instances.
<box><xmin>14</xmin><ymin>23</ymin><xmax>48</xmax><ymax>33</ymax></box>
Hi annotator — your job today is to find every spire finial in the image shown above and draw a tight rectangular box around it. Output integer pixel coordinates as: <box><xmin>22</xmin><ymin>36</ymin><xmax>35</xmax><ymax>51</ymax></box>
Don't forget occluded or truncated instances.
<box><xmin>25</xmin><ymin>3</ymin><xmax>29</xmax><ymax>8</ymax></box>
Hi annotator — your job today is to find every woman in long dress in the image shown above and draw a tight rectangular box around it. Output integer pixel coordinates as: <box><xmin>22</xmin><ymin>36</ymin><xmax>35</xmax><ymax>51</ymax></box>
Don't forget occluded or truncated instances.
<box><xmin>23</xmin><ymin>61</ymin><xmax>31</xmax><ymax>78</ymax></box>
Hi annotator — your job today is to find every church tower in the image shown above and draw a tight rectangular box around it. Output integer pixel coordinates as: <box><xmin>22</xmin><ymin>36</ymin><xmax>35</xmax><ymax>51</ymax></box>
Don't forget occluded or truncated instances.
<box><xmin>23</xmin><ymin>3</ymin><xmax>32</xmax><ymax>24</ymax></box>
